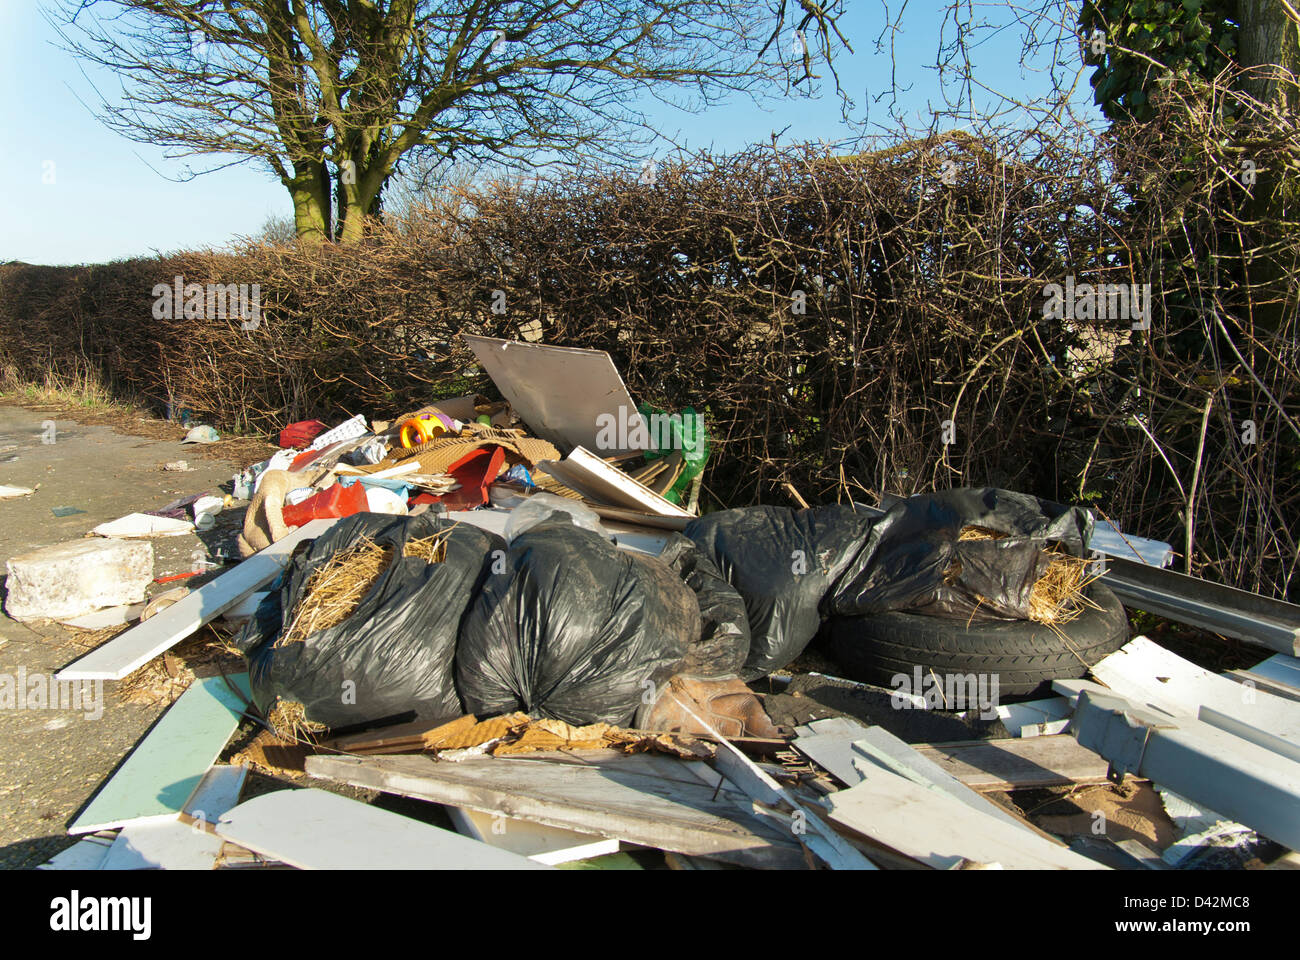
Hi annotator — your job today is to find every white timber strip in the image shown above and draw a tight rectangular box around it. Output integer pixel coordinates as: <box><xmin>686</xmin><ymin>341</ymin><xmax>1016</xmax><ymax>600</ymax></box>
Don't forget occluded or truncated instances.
<box><xmin>181</xmin><ymin>765</ymin><xmax>249</xmax><ymax>828</ymax></box>
<box><xmin>1241</xmin><ymin>654</ymin><xmax>1300</xmax><ymax>697</ymax></box>
<box><xmin>100</xmin><ymin>820</ymin><xmax>226</xmax><ymax>870</ymax></box>
<box><xmin>1197</xmin><ymin>706</ymin><xmax>1300</xmax><ymax>764</ymax></box>
<box><xmin>849</xmin><ymin>728</ymin><xmax>1053</xmax><ymax>838</ymax></box>
<box><xmin>446</xmin><ymin>806</ymin><xmax>620</xmax><ymax>865</ymax></box>
<box><xmin>215</xmin><ymin>788</ymin><xmax>550</xmax><ymax>870</ymax></box>
<box><xmin>826</xmin><ymin>766</ymin><xmax>1108</xmax><ymax>870</ymax></box>
<box><xmin>666</xmin><ymin>691</ymin><xmax>876</xmax><ymax>870</ymax></box>
<box><xmin>1089</xmin><ymin>636</ymin><xmax>1300</xmax><ymax>747</ymax></box>
<box><xmin>57</xmin><ymin>518</ymin><xmax>337</xmax><ymax>681</ymax></box>
<box><xmin>38</xmin><ymin>834</ymin><xmax>117</xmax><ymax>870</ymax></box>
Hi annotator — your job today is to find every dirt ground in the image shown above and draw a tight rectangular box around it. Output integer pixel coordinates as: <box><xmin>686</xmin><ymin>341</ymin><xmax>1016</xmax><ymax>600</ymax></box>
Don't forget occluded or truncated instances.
<box><xmin>0</xmin><ymin>403</ymin><xmax>295</xmax><ymax>868</ymax></box>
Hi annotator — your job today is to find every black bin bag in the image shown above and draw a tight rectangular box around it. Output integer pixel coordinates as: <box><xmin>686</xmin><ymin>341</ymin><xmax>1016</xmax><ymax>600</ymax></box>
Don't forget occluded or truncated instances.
<box><xmin>684</xmin><ymin>505</ymin><xmax>876</xmax><ymax>680</ymax></box>
<box><xmin>657</xmin><ymin>533</ymin><xmax>751</xmax><ymax>678</ymax></box>
<box><xmin>456</xmin><ymin>521</ymin><xmax>697</xmax><ymax>726</ymax></box>
<box><xmin>235</xmin><ymin>513</ymin><xmax>501</xmax><ymax>729</ymax></box>
<box><xmin>828</xmin><ymin>487</ymin><xmax>1093</xmax><ymax>620</ymax></box>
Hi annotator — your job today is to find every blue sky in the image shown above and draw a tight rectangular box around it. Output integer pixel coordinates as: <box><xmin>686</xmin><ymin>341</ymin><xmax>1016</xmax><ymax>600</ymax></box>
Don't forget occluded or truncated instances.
<box><xmin>0</xmin><ymin>2</ymin><xmax>1099</xmax><ymax>266</ymax></box>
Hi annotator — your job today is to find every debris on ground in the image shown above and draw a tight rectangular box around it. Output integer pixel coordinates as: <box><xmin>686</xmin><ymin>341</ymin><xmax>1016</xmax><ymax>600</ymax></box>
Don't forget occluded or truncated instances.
<box><xmin>20</xmin><ymin>336</ymin><xmax>1300</xmax><ymax>871</ymax></box>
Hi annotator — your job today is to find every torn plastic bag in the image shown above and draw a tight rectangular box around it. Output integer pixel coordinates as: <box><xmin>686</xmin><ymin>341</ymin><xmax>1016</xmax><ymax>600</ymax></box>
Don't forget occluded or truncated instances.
<box><xmin>235</xmin><ymin>513</ymin><xmax>502</xmax><ymax>729</ymax></box>
<box><xmin>828</xmin><ymin>487</ymin><xmax>1093</xmax><ymax>620</ymax></box>
<box><xmin>503</xmin><ymin>491</ymin><xmax>610</xmax><ymax>544</ymax></box>
<box><xmin>684</xmin><ymin>505</ymin><xmax>875</xmax><ymax>680</ymax></box>
<box><xmin>456</xmin><ymin>521</ymin><xmax>695</xmax><ymax>726</ymax></box>
<box><xmin>656</xmin><ymin>533</ymin><xmax>751</xmax><ymax>678</ymax></box>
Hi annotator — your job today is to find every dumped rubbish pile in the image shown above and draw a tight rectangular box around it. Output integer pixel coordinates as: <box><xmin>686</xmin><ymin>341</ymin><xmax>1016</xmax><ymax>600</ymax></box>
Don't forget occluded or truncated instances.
<box><xmin>24</xmin><ymin>336</ymin><xmax>1300</xmax><ymax>870</ymax></box>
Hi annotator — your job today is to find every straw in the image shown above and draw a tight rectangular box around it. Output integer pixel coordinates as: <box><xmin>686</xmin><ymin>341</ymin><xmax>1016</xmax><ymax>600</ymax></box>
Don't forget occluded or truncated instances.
<box><xmin>954</xmin><ymin>525</ymin><xmax>1101</xmax><ymax>625</ymax></box>
<box><xmin>278</xmin><ymin>530</ymin><xmax>450</xmax><ymax>647</ymax></box>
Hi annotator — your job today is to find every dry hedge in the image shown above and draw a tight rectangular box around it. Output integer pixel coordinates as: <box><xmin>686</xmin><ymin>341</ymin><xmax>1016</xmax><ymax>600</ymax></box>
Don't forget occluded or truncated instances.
<box><xmin>3</xmin><ymin>87</ymin><xmax>1297</xmax><ymax>601</ymax></box>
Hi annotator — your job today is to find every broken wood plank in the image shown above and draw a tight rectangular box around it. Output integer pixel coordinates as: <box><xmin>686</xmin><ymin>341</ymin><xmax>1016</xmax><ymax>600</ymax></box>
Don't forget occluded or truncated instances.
<box><xmin>57</xmin><ymin>519</ymin><xmax>337</xmax><ymax>681</ymax></box>
<box><xmin>542</xmin><ymin>446</ymin><xmax>691</xmax><ymax>518</ymax></box>
<box><xmin>912</xmin><ymin>735</ymin><xmax>1114</xmax><ymax>791</ymax></box>
<box><xmin>794</xmin><ymin>720</ymin><xmax>1064</xmax><ymax>844</ymax></box>
<box><xmin>663</xmin><ymin>692</ymin><xmax>875</xmax><ymax>870</ymax></box>
<box><xmin>306</xmin><ymin>752</ymin><xmax>807</xmax><ymax>869</ymax></box>
<box><xmin>69</xmin><ymin>674</ymin><xmax>251</xmax><ymax>835</ymax></box>
<box><xmin>100</xmin><ymin>820</ymin><xmax>226</xmax><ymax>870</ymax></box>
<box><xmin>179</xmin><ymin>765</ymin><xmax>248</xmax><ymax>830</ymax></box>
<box><xmin>328</xmin><ymin>714</ymin><xmax>473</xmax><ymax>754</ymax></box>
<box><xmin>826</xmin><ymin>766</ymin><xmax>1108</xmax><ymax>870</ymax></box>
<box><xmin>588</xmin><ymin>504</ymin><xmax>691</xmax><ymax>530</ymax></box>
<box><xmin>216</xmin><ymin>788</ymin><xmax>549</xmax><ymax>870</ymax></box>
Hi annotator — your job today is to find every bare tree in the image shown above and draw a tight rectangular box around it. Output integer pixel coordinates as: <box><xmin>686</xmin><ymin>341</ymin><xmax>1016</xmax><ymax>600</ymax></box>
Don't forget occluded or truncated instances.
<box><xmin>50</xmin><ymin>0</ymin><xmax>851</xmax><ymax>244</ymax></box>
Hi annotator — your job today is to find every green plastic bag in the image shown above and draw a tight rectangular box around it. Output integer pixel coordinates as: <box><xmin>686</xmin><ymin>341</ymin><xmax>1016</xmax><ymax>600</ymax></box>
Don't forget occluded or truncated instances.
<box><xmin>637</xmin><ymin>402</ymin><xmax>710</xmax><ymax>505</ymax></box>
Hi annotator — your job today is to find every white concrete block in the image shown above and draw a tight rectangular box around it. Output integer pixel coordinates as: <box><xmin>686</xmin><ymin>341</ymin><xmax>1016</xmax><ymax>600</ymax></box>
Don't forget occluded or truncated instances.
<box><xmin>4</xmin><ymin>538</ymin><xmax>154</xmax><ymax>622</ymax></box>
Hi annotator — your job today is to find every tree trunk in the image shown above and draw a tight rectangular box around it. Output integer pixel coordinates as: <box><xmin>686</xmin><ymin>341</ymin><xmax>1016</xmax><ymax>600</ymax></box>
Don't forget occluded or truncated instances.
<box><xmin>1237</xmin><ymin>1</ymin><xmax>1300</xmax><ymax>110</ymax></box>
<box><xmin>336</xmin><ymin>158</ymin><xmax>388</xmax><ymax>244</ymax></box>
<box><xmin>289</xmin><ymin>162</ymin><xmax>331</xmax><ymax>245</ymax></box>
<box><xmin>1235</xmin><ymin>1</ymin><xmax>1300</xmax><ymax>333</ymax></box>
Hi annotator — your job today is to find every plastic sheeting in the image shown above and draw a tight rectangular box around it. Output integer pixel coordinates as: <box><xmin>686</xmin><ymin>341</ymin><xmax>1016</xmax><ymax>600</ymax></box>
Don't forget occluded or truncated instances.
<box><xmin>657</xmin><ymin>533</ymin><xmax>751</xmax><ymax>678</ymax></box>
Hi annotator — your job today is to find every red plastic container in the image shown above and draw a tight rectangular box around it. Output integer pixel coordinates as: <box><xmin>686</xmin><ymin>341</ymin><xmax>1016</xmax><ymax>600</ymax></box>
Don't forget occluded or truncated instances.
<box><xmin>281</xmin><ymin>481</ymin><xmax>368</xmax><ymax>528</ymax></box>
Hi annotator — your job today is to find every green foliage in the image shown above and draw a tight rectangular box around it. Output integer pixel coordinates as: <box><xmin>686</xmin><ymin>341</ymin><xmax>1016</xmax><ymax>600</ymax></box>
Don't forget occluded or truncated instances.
<box><xmin>1079</xmin><ymin>0</ymin><xmax>1238</xmax><ymax>121</ymax></box>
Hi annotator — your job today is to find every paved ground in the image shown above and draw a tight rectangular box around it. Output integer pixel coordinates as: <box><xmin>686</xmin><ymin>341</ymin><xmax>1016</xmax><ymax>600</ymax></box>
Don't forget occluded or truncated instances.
<box><xmin>0</xmin><ymin>404</ymin><xmax>247</xmax><ymax>868</ymax></box>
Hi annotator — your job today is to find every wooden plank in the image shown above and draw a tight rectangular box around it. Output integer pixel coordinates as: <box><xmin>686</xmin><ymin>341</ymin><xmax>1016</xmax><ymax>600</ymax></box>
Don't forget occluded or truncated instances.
<box><xmin>1090</xmin><ymin>636</ymin><xmax>1300</xmax><ymax>747</ymax></box>
<box><xmin>851</xmin><ymin>728</ymin><xmax>1056</xmax><ymax>838</ymax></box>
<box><xmin>543</xmin><ymin>447</ymin><xmax>692</xmax><ymax>518</ymax></box>
<box><xmin>447</xmin><ymin>806</ymin><xmax>620</xmax><ymax>865</ymax></box>
<box><xmin>69</xmin><ymin>674</ymin><xmax>251</xmax><ymax>835</ymax></box>
<box><xmin>795</xmin><ymin>721</ymin><xmax>1061</xmax><ymax>843</ymax></box>
<box><xmin>1234</xmin><ymin>653</ymin><xmax>1300</xmax><ymax>701</ymax></box>
<box><xmin>1198</xmin><ymin>707</ymin><xmax>1300</xmax><ymax>764</ymax></box>
<box><xmin>100</xmin><ymin>820</ymin><xmax>226</xmax><ymax>870</ymax></box>
<box><xmin>215</xmin><ymin>788</ymin><xmax>550</xmax><ymax>870</ymax></box>
<box><xmin>588</xmin><ymin>505</ymin><xmax>691</xmax><ymax>531</ymax></box>
<box><xmin>38</xmin><ymin>834</ymin><xmax>116</xmax><ymax>870</ymax></box>
<box><xmin>306</xmin><ymin>753</ymin><xmax>807</xmax><ymax>869</ymax></box>
<box><xmin>912</xmin><ymin>735</ymin><xmax>1114</xmax><ymax>791</ymax></box>
<box><xmin>1226</xmin><ymin>669</ymin><xmax>1300</xmax><ymax>703</ymax></box>
<box><xmin>826</xmin><ymin>767</ymin><xmax>1108</xmax><ymax>870</ymax></box>
<box><xmin>1248</xmin><ymin>653</ymin><xmax>1300</xmax><ymax>690</ymax></box>
<box><xmin>181</xmin><ymin>765</ymin><xmax>248</xmax><ymax>827</ymax></box>
<box><xmin>58</xmin><ymin>519</ymin><xmax>337</xmax><ymax>681</ymax></box>
<box><xmin>667</xmin><ymin>698</ymin><xmax>875</xmax><ymax>870</ymax></box>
